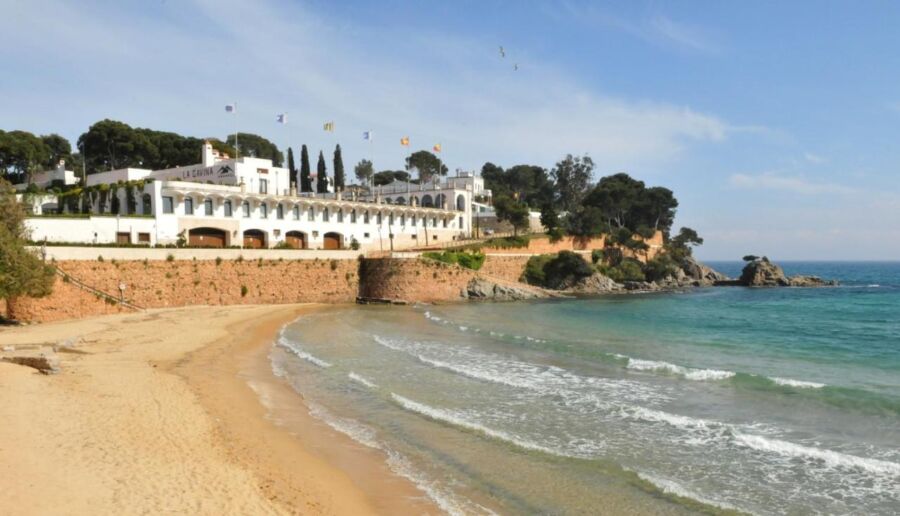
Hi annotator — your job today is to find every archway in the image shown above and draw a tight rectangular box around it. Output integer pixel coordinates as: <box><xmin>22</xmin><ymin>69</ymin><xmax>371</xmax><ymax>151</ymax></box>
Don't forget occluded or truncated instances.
<box><xmin>395</xmin><ymin>196</ymin><xmax>406</xmax><ymax>205</ymax></box>
<box><xmin>323</xmin><ymin>232</ymin><xmax>342</xmax><ymax>250</ymax></box>
<box><xmin>421</xmin><ymin>194</ymin><xmax>434</xmax><ymax>208</ymax></box>
<box><xmin>435</xmin><ymin>194</ymin><xmax>446</xmax><ymax>209</ymax></box>
<box><xmin>243</xmin><ymin>229</ymin><xmax>266</xmax><ymax>248</ymax></box>
<box><xmin>456</xmin><ymin>194</ymin><xmax>465</xmax><ymax>211</ymax></box>
<box><xmin>285</xmin><ymin>231</ymin><xmax>307</xmax><ymax>249</ymax></box>
<box><xmin>189</xmin><ymin>227</ymin><xmax>227</xmax><ymax>248</ymax></box>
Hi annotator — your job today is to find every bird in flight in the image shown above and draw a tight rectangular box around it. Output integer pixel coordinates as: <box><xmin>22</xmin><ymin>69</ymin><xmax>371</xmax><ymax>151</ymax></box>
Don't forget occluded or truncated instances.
<box><xmin>499</xmin><ymin>45</ymin><xmax>506</xmax><ymax>58</ymax></box>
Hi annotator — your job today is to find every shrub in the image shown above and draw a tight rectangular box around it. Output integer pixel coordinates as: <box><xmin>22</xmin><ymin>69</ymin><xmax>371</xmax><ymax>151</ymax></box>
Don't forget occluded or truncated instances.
<box><xmin>522</xmin><ymin>254</ymin><xmax>554</xmax><ymax>285</ymax></box>
<box><xmin>643</xmin><ymin>255</ymin><xmax>678</xmax><ymax>282</ymax></box>
<box><xmin>236</xmin><ymin>255</ymin><xmax>244</xmax><ymax>262</ymax></box>
<box><xmin>422</xmin><ymin>250</ymin><xmax>486</xmax><ymax>270</ymax></box>
<box><xmin>484</xmin><ymin>235</ymin><xmax>530</xmax><ymax>249</ymax></box>
<box><xmin>591</xmin><ymin>249</ymin><xmax>605</xmax><ymax>264</ymax></box>
<box><xmin>215</xmin><ymin>256</ymin><xmax>222</xmax><ymax>266</ymax></box>
<box><xmin>240</xmin><ymin>285</ymin><xmax>248</xmax><ymax>297</ymax></box>
<box><xmin>273</xmin><ymin>241</ymin><xmax>293</xmax><ymax>249</ymax></box>
<box><xmin>742</xmin><ymin>255</ymin><xmax>759</xmax><ymax>262</ymax></box>
<box><xmin>97</xmin><ymin>255</ymin><xmax>104</xmax><ymax>262</ymax></box>
<box><xmin>330</xmin><ymin>259</ymin><xmax>339</xmax><ymax>271</ymax></box>
<box><xmin>166</xmin><ymin>253</ymin><xmax>174</xmax><ymax>262</ymax></box>
<box><xmin>350</xmin><ymin>237</ymin><xmax>360</xmax><ymax>251</ymax></box>
<box><xmin>547</xmin><ymin>227</ymin><xmax>565</xmax><ymax>243</ymax></box>
<box><xmin>542</xmin><ymin>251</ymin><xmax>594</xmax><ymax>289</ymax></box>
<box><xmin>600</xmin><ymin>258</ymin><xmax>646</xmax><ymax>283</ymax></box>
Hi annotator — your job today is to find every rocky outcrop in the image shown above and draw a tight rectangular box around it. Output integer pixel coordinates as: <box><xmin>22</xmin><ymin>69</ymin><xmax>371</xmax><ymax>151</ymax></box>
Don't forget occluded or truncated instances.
<box><xmin>466</xmin><ymin>277</ymin><xmax>555</xmax><ymax>301</ymax></box>
<box><xmin>566</xmin><ymin>273</ymin><xmax>624</xmax><ymax>294</ymax></box>
<box><xmin>681</xmin><ymin>256</ymin><xmax>729</xmax><ymax>285</ymax></box>
<box><xmin>739</xmin><ymin>257</ymin><xmax>837</xmax><ymax>287</ymax></box>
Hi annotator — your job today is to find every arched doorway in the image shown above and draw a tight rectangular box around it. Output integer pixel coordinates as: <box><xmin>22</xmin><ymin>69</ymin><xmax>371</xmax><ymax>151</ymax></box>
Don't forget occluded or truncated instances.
<box><xmin>243</xmin><ymin>229</ymin><xmax>266</xmax><ymax>248</ymax></box>
<box><xmin>421</xmin><ymin>194</ymin><xmax>434</xmax><ymax>208</ymax></box>
<box><xmin>435</xmin><ymin>194</ymin><xmax>446</xmax><ymax>209</ymax></box>
<box><xmin>323</xmin><ymin>232</ymin><xmax>342</xmax><ymax>250</ymax></box>
<box><xmin>395</xmin><ymin>196</ymin><xmax>406</xmax><ymax>205</ymax></box>
<box><xmin>456</xmin><ymin>194</ymin><xmax>466</xmax><ymax>211</ymax></box>
<box><xmin>189</xmin><ymin>227</ymin><xmax>227</xmax><ymax>248</ymax></box>
<box><xmin>285</xmin><ymin>231</ymin><xmax>307</xmax><ymax>249</ymax></box>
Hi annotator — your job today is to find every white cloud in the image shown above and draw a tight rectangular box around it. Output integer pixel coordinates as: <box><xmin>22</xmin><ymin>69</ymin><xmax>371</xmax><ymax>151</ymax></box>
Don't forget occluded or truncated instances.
<box><xmin>803</xmin><ymin>152</ymin><xmax>826</xmax><ymax>164</ymax></box>
<box><xmin>0</xmin><ymin>0</ymin><xmax>732</xmax><ymax>175</ymax></box>
<box><xmin>728</xmin><ymin>172</ymin><xmax>854</xmax><ymax>195</ymax></box>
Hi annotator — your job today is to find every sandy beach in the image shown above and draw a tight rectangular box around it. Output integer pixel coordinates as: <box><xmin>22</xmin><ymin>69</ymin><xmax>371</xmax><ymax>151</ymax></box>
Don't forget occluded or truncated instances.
<box><xmin>0</xmin><ymin>304</ymin><xmax>437</xmax><ymax>515</ymax></box>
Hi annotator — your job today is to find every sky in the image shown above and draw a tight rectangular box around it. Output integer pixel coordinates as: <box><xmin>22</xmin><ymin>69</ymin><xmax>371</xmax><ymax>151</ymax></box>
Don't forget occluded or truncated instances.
<box><xmin>1</xmin><ymin>0</ymin><xmax>899</xmax><ymax>260</ymax></box>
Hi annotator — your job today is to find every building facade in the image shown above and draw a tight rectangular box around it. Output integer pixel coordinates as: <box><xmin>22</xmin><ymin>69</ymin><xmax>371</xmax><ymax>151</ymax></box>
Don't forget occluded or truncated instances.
<box><xmin>23</xmin><ymin>143</ymin><xmax>477</xmax><ymax>251</ymax></box>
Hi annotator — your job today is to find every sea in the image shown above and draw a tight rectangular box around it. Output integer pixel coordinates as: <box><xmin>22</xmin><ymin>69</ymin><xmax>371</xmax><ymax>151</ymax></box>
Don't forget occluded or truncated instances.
<box><xmin>267</xmin><ymin>262</ymin><xmax>900</xmax><ymax>515</ymax></box>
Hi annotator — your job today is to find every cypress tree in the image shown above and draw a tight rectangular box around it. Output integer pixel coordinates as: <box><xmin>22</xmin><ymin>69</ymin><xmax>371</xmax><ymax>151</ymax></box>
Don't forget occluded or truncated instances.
<box><xmin>287</xmin><ymin>147</ymin><xmax>297</xmax><ymax>189</ymax></box>
<box><xmin>300</xmin><ymin>144</ymin><xmax>311</xmax><ymax>192</ymax></box>
<box><xmin>333</xmin><ymin>144</ymin><xmax>345</xmax><ymax>191</ymax></box>
<box><xmin>316</xmin><ymin>151</ymin><xmax>328</xmax><ymax>193</ymax></box>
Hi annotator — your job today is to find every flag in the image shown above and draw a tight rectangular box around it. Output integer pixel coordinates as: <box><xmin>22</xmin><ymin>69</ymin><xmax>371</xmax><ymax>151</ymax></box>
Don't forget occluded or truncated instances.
<box><xmin>363</xmin><ymin>131</ymin><xmax>373</xmax><ymax>141</ymax></box>
<box><xmin>433</xmin><ymin>143</ymin><xmax>441</xmax><ymax>153</ymax></box>
<box><xmin>323</xmin><ymin>121</ymin><xmax>335</xmax><ymax>132</ymax></box>
<box><xmin>400</xmin><ymin>136</ymin><xmax>410</xmax><ymax>146</ymax></box>
<box><xmin>276</xmin><ymin>113</ymin><xmax>286</xmax><ymax>124</ymax></box>
<box><xmin>225</xmin><ymin>104</ymin><xmax>236</xmax><ymax>113</ymax></box>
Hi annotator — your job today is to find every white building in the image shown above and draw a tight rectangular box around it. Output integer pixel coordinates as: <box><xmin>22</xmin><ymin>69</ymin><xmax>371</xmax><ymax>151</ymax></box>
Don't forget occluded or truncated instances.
<box><xmin>24</xmin><ymin>142</ymin><xmax>475</xmax><ymax>251</ymax></box>
<box><xmin>13</xmin><ymin>160</ymin><xmax>80</xmax><ymax>191</ymax></box>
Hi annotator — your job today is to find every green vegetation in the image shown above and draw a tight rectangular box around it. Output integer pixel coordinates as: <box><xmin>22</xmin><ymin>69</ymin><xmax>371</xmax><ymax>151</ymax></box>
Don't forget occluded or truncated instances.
<box><xmin>422</xmin><ymin>250</ymin><xmax>486</xmax><ymax>270</ymax></box>
<box><xmin>316</xmin><ymin>150</ymin><xmax>328</xmax><ymax>193</ymax></box>
<box><xmin>333</xmin><ymin>144</ymin><xmax>345</xmax><ymax>191</ymax></box>
<box><xmin>405</xmin><ymin>150</ymin><xmax>447</xmax><ymax>183</ymax></box>
<box><xmin>240</xmin><ymin>285</ymin><xmax>248</xmax><ymax>297</ymax></box>
<box><xmin>483</xmin><ymin>235</ymin><xmax>530</xmax><ymax>249</ymax></box>
<box><xmin>598</xmin><ymin>259</ymin><xmax>646</xmax><ymax>283</ymax></box>
<box><xmin>0</xmin><ymin>179</ymin><xmax>55</xmax><ymax>308</ymax></box>
<box><xmin>523</xmin><ymin>251</ymin><xmax>593</xmax><ymax>289</ymax></box>
<box><xmin>354</xmin><ymin>159</ymin><xmax>374</xmax><ymax>185</ymax></box>
<box><xmin>372</xmin><ymin>170</ymin><xmax>410</xmax><ymax>186</ymax></box>
<box><xmin>522</xmin><ymin>254</ymin><xmax>554</xmax><ymax>285</ymax></box>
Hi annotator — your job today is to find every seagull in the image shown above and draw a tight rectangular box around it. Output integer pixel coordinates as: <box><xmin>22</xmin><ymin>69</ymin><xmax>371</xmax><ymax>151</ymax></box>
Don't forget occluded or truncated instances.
<box><xmin>499</xmin><ymin>45</ymin><xmax>506</xmax><ymax>58</ymax></box>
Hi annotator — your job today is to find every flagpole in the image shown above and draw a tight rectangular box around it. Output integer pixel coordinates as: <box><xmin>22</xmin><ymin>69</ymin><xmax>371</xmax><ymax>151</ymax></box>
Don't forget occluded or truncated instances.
<box><xmin>234</xmin><ymin>101</ymin><xmax>240</xmax><ymax>160</ymax></box>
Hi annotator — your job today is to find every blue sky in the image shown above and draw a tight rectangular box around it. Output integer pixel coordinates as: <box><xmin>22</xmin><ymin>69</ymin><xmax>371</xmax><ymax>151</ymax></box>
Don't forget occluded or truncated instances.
<box><xmin>2</xmin><ymin>0</ymin><xmax>899</xmax><ymax>259</ymax></box>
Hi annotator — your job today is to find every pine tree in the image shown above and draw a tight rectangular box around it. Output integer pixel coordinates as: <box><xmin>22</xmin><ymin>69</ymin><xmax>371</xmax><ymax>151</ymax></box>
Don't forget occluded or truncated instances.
<box><xmin>287</xmin><ymin>147</ymin><xmax>297</xmax><ymax>189</ymax></box>
<box><xmin>333</xmin><ymin>144</ymin><xmax>345</xmax><ymax>191</ymax></box>
<box><xmin>316</xmin><ymin>151</ymin><xmax>328</xmax><ymax>193</ymax></box>
<box><xmin>300</xmin><ymin>144</ymin><xmax>311</xmax><ymax>192</ymax></box>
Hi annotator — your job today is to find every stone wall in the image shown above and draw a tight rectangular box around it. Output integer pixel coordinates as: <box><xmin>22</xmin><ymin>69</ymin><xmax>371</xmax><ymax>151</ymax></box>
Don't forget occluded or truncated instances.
<box><xmin>483</xmin><ymin>233</ymin><xmax>664</xmax><ymax>262</ymax></box>
<box><xmin>478</xmin><ymin>255</ymin><xmax>532</xmax><ymax>283</ymax></box>
<box><xmin>8</xmin><ymin>258</ymin><xmax>360</xmax><ymax>323</ymax></box>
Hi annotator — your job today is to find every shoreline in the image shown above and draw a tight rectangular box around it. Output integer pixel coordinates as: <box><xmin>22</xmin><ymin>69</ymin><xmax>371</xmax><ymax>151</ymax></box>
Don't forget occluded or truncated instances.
<box><xmin>0</xmin><ymin>304</ymin><xmax>437</xmax><ymax>515</ymax></box>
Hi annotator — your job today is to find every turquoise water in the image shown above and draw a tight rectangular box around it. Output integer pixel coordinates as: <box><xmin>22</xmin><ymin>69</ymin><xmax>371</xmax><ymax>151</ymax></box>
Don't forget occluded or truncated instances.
<box><xmin>270</xmin><ymin>262</ymin><xmax>900</xmax><ymax>514</ymax></box>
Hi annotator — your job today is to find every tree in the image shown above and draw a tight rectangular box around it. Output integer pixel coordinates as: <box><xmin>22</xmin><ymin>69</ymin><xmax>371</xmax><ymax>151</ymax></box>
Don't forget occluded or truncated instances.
<box><xmin>78</xmin><ymin>119</ymin><xmax>158</xmax><ymax>173</ymax></box>
<box><xmin>540</xmin><ymin>203</ymin><xmax>562</xmax><ymax>237</ymax></box>
<box><xmin>286</xmin><ymin>147</ymin><xmax>297</xmax><ymax>188</ymax></box>
<box><xmin>639</xmin><ymin>186</ymin><xmax>678</xmax><ymax>233</ymax></box>
<box><xmin>226</xmin><ymin>133</ymin><xmax>283</xmax><ymax>166</ymax></box>
<box><xmin>667</xmin><ymin>227</ymin><xmax>704</xmax><ymax>262</ymax></box>
<box><xmin>480</xmin><ymin>162</ymin><xmax>553</xmax><ymax>209</ymax></box>
<box><xmin>333</xmin><ymin>144</ymin><xmax>345</xmax><ymax>191</ymax></box>
<box><xmin>565</xmin><ymin>206</ymin><xmax>605</xmax><ymax>239</ymax></box>
<box><xmin>0</xmin><ymin>179</ymin><xmax>54</xmax><ymax>311</ymax></box>
<box><xmin>316</xmin><ymin>151</ymin><xmax>328</xmax><ymax>193</ymax></box>
<box><xmin>0</xmin><ymin>130</ymin><xmax>52</xmax><ymax>183</ymax></box>
<box><xmin>300</xmin><ymin>145</ymin><xmax>312</xmax><ymax>192</ymax></box>
<box><xmin>405</xmin><ymin>150</ymin><xmax>447</xmax><ymax>183</ymax></box>
<box><xmin>40</xmin><ymin>134</ymin><xmax>72</xmax><ymax>168</ymax></box>
<box><xmin>493</xmin><ymin>195</ymin><xmax>531</xmax><ymax>236</ymax></box>
<box><xmin>551</xmin><ymin>154</ymin><xmax>594</xmax><ymax>212</ymax></box>
<box><xmin>373</xmin><ymin>170</ymin><xmax>410</xmax><ymax>186</ymax></box>
<box><xmin>354</xmin><ymin>159</ymin><xmax>374</xmax><ymax>185</ymax></box>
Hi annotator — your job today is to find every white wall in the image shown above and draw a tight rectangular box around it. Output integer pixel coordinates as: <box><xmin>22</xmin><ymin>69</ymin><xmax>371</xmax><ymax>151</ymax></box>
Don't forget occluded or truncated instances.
<box><xmin>29</xmin><ymin>246</ymin><xmax>360</xmax><ymax>261</ymax></box>
<box><xmin>26</xmin><ymin>216</ymin><xmax>158</xmax><ymax>245</ymax></box>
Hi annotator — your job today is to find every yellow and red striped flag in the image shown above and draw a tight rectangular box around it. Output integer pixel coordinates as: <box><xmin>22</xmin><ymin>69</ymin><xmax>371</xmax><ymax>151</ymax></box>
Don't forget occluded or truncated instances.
<box><xmin>400</xmin><ymin>136</ymin><xmax>410</xmax><ymax>146</ymax></box>
<box><xmin>433</xmin><ymin>143</ymin><xmax>442</xmax><ymax>153</ymax></box>
<box><xmin>323</xmin><ymin>121</ymin><xmax>335</xmax><ymax>132</ymax></box>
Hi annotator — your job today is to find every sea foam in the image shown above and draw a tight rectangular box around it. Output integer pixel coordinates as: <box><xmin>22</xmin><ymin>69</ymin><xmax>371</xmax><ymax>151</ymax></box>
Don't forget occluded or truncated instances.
<box><xmin>276</xmin><ymin>337</ymin><xmax>333</xmax><ymax>368</ymax></box>
<box><xmin>625</xmin><ymin>358</ymin><xmax>735</xmax><ymax>381</ymax></box>
<box><xmin>348</xmin><ymin>372</ymin><xmax>377</xmax><ymax>389</ymax></box>
<box><xmin>770</xmin><ymin>376</ymin><xmax>826</xmax><ymax>389</ymax></box>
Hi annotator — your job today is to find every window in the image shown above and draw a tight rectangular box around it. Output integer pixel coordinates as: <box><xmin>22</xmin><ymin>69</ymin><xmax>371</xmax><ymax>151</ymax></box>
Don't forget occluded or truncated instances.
<box><xmin>400</xmin><ymin>214</ymin><xmax>405</xmax><ymax>226</ymax></box>
<box><xmin>308</xmin><ymin>206</ymin><xmax>315</xmax><ymax>221</ymax></box>
<box><xmin>260</xmin><ymin>203</ymin><xmax>268</xmax><ymax>219</ymax></box>
<box><xmin>411</xmin><ymin>215</ymin><xmax>416</xmax><ymax>226</ymax></box>
<box><xmin>432</xmin><ymin>217</ymin><xmax>437</xmax><ymax>228</ymax></box>
<box><xmin>224</xmin><ymin>200</ymin><xmax>233</xmax><ymax>217</ymax></box>
<box><xmin>184</xmin><ymin>197</ymin><xmax>194</xmax><ymax>215</ymax></box>
<box><xmin>363</xmin><ymin>211</ymin><xmax>369</xmax><ymax>223</ymax></box>
<box><xmin>459</xmin><ymin>216</ymin><xmax>463</xmax><ymax>228</ymax></box>
<box><xmin>350</xmin><ymin>210</ymin><xmax>357</xmax><ymax>223</ymax></box>
<box><xmin>162</xmin><ymin>196</ymin><xmax>174</xmax><ymax>214</ymax></box>
<box><xmin>259</xmin><ymin>178</ymin><xmax>268</xmax><ymax>194</ymax></box>
<box><xmin>337</xmin><ymin>209</ymin><xmax>343</xmax><ymax>223</ymax></box>
<box><xmin>138</xmin><ymin>232</ymin><xmax>150</xmax><ymax>243</ymax></box>
<box><xmin>389</xmin><ymin>213</ymin><xmax>394</xmax><ymax>226</ymax></box>
<box><xmin>242</xmin><ymin>201</ymin><xmax>250</xmax><ymax>218</ymax></box>
<box><xmin>364</xmin><ymin>232</ymin><xmax>370</xmax><ymax>238</ymax></box>
<box><xmin>323</xmin><ymin>208</ymin><xmax>330</xmax><ymax>222</ymax></box>
<box><xmin>276</xmin><ymin>204</ymin><xmax>284</xmax><ymax>219</ymax></box>
<box><xmin>376</xmin><ymin>212</ymin><xmax>382</xmax><ymax>224</ymax></box>
<box><xmin>443</xmin><ymin>218</ymin><xmax>448</xmax><ymax>228</ymax></box>
<box><xmin>204</xmin><ymin>198</ymin><xmax>213</xmax><ymax>216</ymax></box>
<box><xmin>292</xmin><ymin>206</ymin><xmax>300</xmax><ymax>220</ymax></box>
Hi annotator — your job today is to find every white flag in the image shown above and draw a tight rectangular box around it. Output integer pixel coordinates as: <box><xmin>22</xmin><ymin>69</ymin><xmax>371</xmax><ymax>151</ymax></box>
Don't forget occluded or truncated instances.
<box><xmin>363</xmin><ymin>131</ymin><xmax>373</xmax><ymax>141</ymax></box>
<box><xmin>276</xmin><ymin>113</ymin><xmax>286</xmax><ymax>124</ymax></box>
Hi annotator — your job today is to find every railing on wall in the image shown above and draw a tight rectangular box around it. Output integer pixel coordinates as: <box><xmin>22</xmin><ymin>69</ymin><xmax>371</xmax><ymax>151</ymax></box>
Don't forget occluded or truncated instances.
<box><xmin>54</xmin><ymin>267</ymin><xmax>145</xmax><ymax>311</ymax></box>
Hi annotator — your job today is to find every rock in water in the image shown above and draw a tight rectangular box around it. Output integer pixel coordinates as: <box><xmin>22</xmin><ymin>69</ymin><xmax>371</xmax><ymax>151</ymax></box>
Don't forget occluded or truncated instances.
<box><xmin>567</xmin><ymin>273</ymin><xmax>624</xmax><ymax>294</ymax></box>
<box><xmin>682</xmin><ymin>256</ymin><xmax>729</xmax><ymax>285</ymax></box>
<box><xmin>739</xmin><ymin>257</ymin><xmax>837</xmax><ymax>287</ymax></box>
<box><xmin>466</xmin><ymin>278</ymin><xmax>553</xmax><ymax>301</ymax></box>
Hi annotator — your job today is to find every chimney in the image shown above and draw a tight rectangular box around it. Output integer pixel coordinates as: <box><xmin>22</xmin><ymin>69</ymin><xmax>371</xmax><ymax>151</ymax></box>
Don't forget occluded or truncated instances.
<box><xmin>202</xmin><ymin>141</ymin><xmax>215</xmax><ymax>166</ymax></box>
